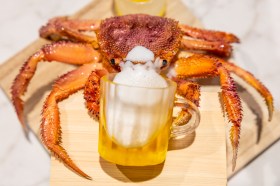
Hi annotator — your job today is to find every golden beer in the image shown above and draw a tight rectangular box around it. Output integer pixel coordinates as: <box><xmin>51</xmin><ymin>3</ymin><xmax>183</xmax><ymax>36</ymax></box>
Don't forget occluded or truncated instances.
<box><xmin>98</xmin><ymin>74</ymin><xmax>200</xmax><ymax>166</ymax></box>
<box><xmin>114</xmin><ymin>0</ymin><xmax>167</xmax><ymax>16</ymax></box>
<box><xmin>98</xmin><ymin>115</ymin><xmax>172</xmax><ymax>166</ymax></box>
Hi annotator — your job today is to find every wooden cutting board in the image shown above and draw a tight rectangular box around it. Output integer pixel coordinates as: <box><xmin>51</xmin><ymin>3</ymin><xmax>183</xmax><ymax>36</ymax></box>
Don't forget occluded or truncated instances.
<box><xmin>0</xmin><ymin>0</ymin><xmax>279</xmax><ymax>182</ymax></box>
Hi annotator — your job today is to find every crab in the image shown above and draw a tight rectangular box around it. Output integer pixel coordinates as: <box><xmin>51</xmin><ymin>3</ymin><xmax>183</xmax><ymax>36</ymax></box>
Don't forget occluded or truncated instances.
<box><xmin>11</xmin><ymin>14</ymin><xmax>273</xmax><ymax>179</ymax></box>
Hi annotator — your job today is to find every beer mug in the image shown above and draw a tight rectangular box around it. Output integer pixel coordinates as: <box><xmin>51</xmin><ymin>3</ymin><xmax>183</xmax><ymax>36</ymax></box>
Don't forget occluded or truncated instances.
<box><xmin>98</xmin><ymin>73</ymin><xmax>200</xmax><ymax>166</ymax></box>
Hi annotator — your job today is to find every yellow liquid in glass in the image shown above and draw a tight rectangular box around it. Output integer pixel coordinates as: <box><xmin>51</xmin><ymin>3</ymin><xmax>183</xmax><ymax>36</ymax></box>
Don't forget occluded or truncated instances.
<box><xmin>114</xmin><ymin>0</ymin><xmax>166</xmax><ymax>16</ymax></box>
<box><xmin>98</xmin><ymin>114</ymin><xmax>172</xmax><ymax>166</ymax></box>
<box><xmin>130</xmin><ymin>0</ymin><xmax>150</xmax><ymax>2</ymax></box>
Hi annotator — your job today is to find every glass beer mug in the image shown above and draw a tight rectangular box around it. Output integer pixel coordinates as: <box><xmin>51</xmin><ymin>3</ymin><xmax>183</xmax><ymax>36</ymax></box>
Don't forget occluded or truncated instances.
<box><xmin>98</xmin><ymin>73</ymin><xmax>200</xmax><ymax>166</ymax></box>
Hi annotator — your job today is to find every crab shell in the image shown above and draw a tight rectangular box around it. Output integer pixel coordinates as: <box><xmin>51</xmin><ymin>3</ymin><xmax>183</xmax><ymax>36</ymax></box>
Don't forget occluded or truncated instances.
<box><xmin>97</xmin><ymin>14</ymin><xmax>182</xmax><ymax>63</ymax></box>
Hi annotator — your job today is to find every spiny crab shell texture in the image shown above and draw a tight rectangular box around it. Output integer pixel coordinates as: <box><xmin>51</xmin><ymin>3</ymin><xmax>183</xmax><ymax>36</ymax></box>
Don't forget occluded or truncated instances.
<box><xmin>98</xmin><ymin>14</ymin><xmax>182</xmax><ymax>62</ymax></box>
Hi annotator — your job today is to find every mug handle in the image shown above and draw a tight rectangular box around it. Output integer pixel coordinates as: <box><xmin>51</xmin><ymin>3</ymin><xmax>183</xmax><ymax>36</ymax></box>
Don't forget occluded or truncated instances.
<box><xmin>170</xmin><ymin>97</ymin><xmax>201</xmax><ymax>138</ymax></box>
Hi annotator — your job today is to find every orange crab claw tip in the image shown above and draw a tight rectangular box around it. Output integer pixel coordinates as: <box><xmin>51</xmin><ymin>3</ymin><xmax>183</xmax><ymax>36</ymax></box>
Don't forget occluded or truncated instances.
<box><xmin>269</xmin><ymin>112</ymin><xmax>273</xmax><ymax>122</ymax></box>
<box><xmin>12</xmin><ymin>97</ymin><xmax>26</xmax><ymax>126</ymax></box>
<box><xmin>84</xmin><ymin>175</ymin><xmax>92</xmax><ymax>180</ymax></box>
<box><xmin>230</xmin><ymin>125</ymin><xmax>240</xmax><ymax>172</ymax></box>
<box><xmin>234</xmin><ymin>36</ymin><xmax>240</xmax><ymax>43</ymax></box>
<box><xmin>231</xmin><ymin>143</ymin><xmax>238</xmax><ymax>172</ymax></box>
<box><xmin>74</xmin><ymin>166</ymin><xmax>91</xmax><ymax>180</ymax></box>
<box><xmin>75</xmin><ymin>170</ymin><xmax>91</xmax><ymax>180</ymax></box>
<box><xmin>17</xmin><ymin>113</ymin><xmax>30</xmax><ymax>136</ymax></box>
<box><xmin>231</xmin><ymin>148</ymin><xmax>237</xmax><ymax>172</ymax></box>
<box><xmin>12</xmin><ymin>96</ymin><xmax>31</xmax><ymax>138</ymax></box>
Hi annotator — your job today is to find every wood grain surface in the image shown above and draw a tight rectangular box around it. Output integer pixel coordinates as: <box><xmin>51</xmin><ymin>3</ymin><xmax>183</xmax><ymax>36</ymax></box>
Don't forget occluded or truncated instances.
<box><xmin>0</xmin><ymin>0</ymin><xmax>279</xmax><ymax>183</ymax></box>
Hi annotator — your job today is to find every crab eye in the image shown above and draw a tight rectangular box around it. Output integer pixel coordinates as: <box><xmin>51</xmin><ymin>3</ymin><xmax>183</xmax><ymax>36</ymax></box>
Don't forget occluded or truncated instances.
<box><xmin>162</xmin><ymin>60</ymin><xmax>167</xmax><ymax>66</ymax></box>
<box><xmin>110</xmin><ymin>59</ymin><xmax>115</xmax><ymax>65</ymax></box>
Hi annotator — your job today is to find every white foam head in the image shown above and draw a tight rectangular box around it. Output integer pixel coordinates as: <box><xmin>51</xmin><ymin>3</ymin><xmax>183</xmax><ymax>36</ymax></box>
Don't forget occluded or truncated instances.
<box><xmin>115</xmin><ymin>61</ymin><xmax>167</xmax><ymax>88</ymax></box>
<box><xmin>125</xmin><ymin>46</ymin><xmax>154</xmax><ymax>62</ymax></box>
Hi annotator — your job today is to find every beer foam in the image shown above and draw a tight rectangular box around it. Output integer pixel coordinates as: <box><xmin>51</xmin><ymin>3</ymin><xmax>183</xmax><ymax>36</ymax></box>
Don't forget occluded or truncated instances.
<box><xmin>114</xmin><ymin>61</ymin><xmax>168</xmax><ymax>88</ymax></box>
<box><xmin>125</xmin><ymin>46</ymin><xmax>155</xmax><ymax>62</ymax></box>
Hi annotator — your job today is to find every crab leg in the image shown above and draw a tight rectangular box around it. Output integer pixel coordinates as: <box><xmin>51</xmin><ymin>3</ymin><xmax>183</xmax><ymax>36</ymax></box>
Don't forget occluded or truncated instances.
<box><xmin>174</xmin><ymin>54</ymin><xmax>242</xmax><ymax>171</ymax></box>
<box><xmin>172</xmin><ymin>79</ymin><xmax>201</xmax><ymax>126</ymax></box>
<box><xmin>39</xmin><ymin>16</ymin><xmax>100</xmax><ymax>43</ymax></box>
<box><xmin>174</xmin><ymin>79</ymin><xmax>201</xmax><ymax>107</ymax></box>
<box><xmin>221</xmin><ymin>60</ymin><xmax>274</xmax><ymax>121</ymax></box>
<box><xmin>41</xmin><ymin>63</ymin><xmax>104</xmax><ymax>180</ymax></box>
<box><xmin>179</xmin><ymin>24</ymin><xmax>240</xmax><ymax>43</ymax></box>
<box><xmin>181</xmin><ymin>38</ymin><xmax>233</xmax><ymax>57</ymax></box>
<box><xmin>84</xmin><ymin>69</ymin><xmax>109</xmax><ymax>118</ymax></box>
<box><xmin>11</xmin><ymin>41</ymin><xmax>100</xmax><ymax>132</ymax></box>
